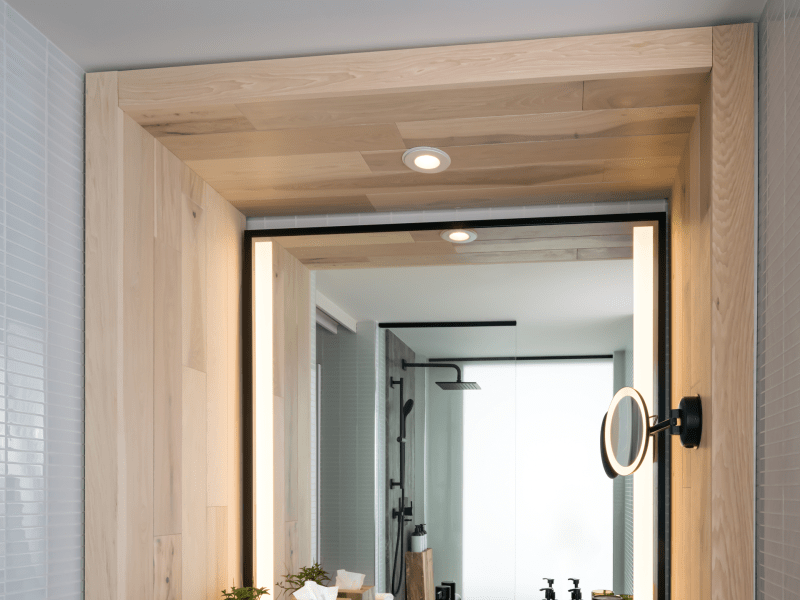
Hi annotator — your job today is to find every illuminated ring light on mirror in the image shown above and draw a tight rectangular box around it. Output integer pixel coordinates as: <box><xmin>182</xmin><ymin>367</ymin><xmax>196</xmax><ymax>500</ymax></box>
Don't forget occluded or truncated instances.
<box><xmin>603</xmin><ymin>386</ymin><xmax>650</xmax><ymax>477</ymax></box>
<box><xmin>402</xmin><ymin>147</ymin><xmax>451</xmax><ymax>173</ymax></box>
<box><xmin>441</xmin><ymin>229</ymin><xmax>478</xmax><ymax>243</ymax></box>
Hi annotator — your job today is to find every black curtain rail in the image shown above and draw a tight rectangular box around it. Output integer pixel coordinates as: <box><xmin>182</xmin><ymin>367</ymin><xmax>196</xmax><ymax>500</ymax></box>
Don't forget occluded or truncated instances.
<box><xmin>429</xmin><ymin>355</ymin><xmax>613</xmax><ymax>362</ymax></box>
<box><xmin>379</xmin><ymin>320</ymin><xmax>516</xmax><ymax>328</ymax></box>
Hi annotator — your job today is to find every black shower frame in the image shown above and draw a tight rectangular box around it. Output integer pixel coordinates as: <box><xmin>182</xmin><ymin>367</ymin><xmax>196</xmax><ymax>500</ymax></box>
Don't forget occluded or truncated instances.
<box><xmin>241</xmin><ymin>212</ymin><xmax>670</xmax><ymax>599</ymax></box>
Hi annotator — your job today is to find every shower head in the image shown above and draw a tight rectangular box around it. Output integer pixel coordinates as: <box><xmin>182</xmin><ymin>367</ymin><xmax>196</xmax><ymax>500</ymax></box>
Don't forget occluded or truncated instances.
<box><xmin>403</xmin><ymin>399</ymin><xmax>415</xmax><ymax>417</ymax></box>
<box><xmin>436</xmin><ymin>381</ymin><xmax>481</xmax><ymax>391</ymax></box>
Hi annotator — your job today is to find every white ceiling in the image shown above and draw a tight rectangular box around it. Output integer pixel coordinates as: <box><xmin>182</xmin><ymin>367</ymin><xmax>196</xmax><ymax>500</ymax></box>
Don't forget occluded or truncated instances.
<box><xmin>315</xmin><ymin>260</ymin><xmax>633</xmax><ymax>358</ymax></box>
<box><xmin>12</xmin><ymin>0</ymin><xmax>766</xmax><ymax>72</ymax></box>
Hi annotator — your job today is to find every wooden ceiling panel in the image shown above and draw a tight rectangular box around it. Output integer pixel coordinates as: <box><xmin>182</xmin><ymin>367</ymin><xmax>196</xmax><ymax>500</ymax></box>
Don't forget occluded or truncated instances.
<box><xmin>185</xmin><ymin>152</ymin><xmax>372</xmax><ymax>189</ymax></box>
<box><xmin>235</xmin><ymin>82</ymin><xmax>583</xmax><ymax>130</ymax></box>
<box><xmin>233</xmin><ymin>195</ymin><xmax>376</xmax><ymax>217</ymax></box>
<box><xmin>118</xmin><ymin>29</ymin><xmax>709</xmax><ymax>217</ymax></box>
<box><xmin>275</xmin><ymin>221</ymin><xmax>646</xmax><ymax>269</ymax></box>
<box><xmin>453</xmin><ymin>234</ymin><xmax>633</xmax><ymax>253</ymax></box>
<box><xmin>159</xmin><ymin>124</ymin><xmax>406</xmax><ymax>161</ymax></box>
<box><xmin>361</xmin><ymin>134</ymin><xmax>688</xmax><ymax>173</ymax></box>
<box><xmin>583</xmin><ymin>72</ymin><xmax>709</xmax><ymax>110</ymax></box>
<box><xmin>367</xmin><ymin>183</ymin><xmax>671</xmax><ymax>211</ymax></box>
<box><xmin>396</xmin><ymin>105</ymin><xmax>697</xmax><ymax>147</ymax></box>
<box><xmin>118</xmin><ymin>28</ymin><xmax>711</xmax><ymax>109</ymax></box>
<box><xmin>277</xmin><ymin>231</ymin><xmax>416</xmax><ymax>247</ymax></box>
<box><xmin>125</xmin><ymin>104</ymin><xmax>256</xmax><ymax>137</ymax></box>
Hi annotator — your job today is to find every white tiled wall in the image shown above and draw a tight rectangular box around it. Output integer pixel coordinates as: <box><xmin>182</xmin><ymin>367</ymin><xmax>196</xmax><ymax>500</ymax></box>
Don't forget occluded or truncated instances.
<box><xmin>757</xmin><ymin>0</ymin><xmax>800</xmax><ymax>597</ymax></box>
<box><xmin>246</xmin><ymin>200</ymin><xmax>668</xmax><ymax>231</ymax></box>
<box><xmin>0</xmin><ymin>4</ymin><xmax>85</xmax><ymax>599</ymax></box>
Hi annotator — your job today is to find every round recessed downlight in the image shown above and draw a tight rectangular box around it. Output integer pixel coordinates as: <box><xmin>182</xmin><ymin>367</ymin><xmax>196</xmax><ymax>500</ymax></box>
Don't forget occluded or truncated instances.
<box><xmin>414</xmin><ymin>154</ymin><xmax>441</xmax><ymax>170</ymax></box>
<box><xmin>402</xmin><ymin>147</ymin><xmax>451</xmax><ymax>173</ymax></box>
<box><xmin>441</xmin><ymin>229</ymin><xmax>477</xmax><ymax>243</ymax></box>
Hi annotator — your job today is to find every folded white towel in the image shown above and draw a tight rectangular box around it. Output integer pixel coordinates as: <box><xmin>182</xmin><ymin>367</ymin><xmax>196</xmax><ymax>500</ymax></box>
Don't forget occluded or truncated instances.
<box><xmin>293</xmin><ymin>581</ymin><xmax>339</xmax><ymax>600</ymax></box>
<box><xmin>335</xmin><ymin>570</ymin><xmax>366</xmax><ymax>590</ymax></box>
<box><xmin>376</xmin><ymin>594</ymin><xmax>394</xmax><ymax>600</ymax></box>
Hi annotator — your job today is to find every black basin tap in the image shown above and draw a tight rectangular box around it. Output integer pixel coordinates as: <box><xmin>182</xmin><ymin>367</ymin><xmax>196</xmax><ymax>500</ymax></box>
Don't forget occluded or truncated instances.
<box><xmin>541</xmin><ymin>579</ymin><xmax>556</xmax><ymax>600</ymax></box>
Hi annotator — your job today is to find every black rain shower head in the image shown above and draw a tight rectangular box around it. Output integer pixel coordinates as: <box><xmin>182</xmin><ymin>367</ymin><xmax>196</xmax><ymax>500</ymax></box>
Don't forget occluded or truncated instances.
<box><xmin>402</xmin><ymin>359</ymin><xmax>481</xmax><ymax>391</ymax></box>
<box><xmin>436</xmin><ymin>381</ymin><xmax>481</xmax><ymax>391</ymax></box>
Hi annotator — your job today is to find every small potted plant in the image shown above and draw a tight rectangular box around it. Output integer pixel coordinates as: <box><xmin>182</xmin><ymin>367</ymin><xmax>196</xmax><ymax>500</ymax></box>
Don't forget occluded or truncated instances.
<box><xmin>221</xmin><ymin>584</ymin><xmax>270</xmax><ymax>599</ymax></box>
<box><xmin>276</xmin><ymin>563</ymin><xmax>331</xmax><ymax>598</ymax></box>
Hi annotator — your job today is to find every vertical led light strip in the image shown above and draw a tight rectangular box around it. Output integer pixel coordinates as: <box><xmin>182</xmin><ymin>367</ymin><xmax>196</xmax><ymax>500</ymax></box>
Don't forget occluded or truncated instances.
<box><xmin>633</xmin><ymin>226</ymin><xmax>657</xmax><ymax>600</ymax></box>
<box><xmin>254</xmin><ymin>241</ymin><xmax>274</xmax><ymax>588</ymax></box>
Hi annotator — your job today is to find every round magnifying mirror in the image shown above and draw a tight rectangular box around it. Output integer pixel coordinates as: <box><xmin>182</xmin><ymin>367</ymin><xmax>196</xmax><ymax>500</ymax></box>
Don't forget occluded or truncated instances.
<box><xmin>602</xmin><ymin>386</ymin><xmax>650</xmax><ymax>477</ymax></box>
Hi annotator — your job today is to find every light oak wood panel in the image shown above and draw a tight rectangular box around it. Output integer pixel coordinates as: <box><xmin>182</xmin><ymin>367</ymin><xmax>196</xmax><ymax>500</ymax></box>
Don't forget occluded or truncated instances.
<box><xmin>397</xmin><ymin>105</ymin><xmax>698</xmax><ymax>147</ymax></box>
<box><xmin>235</xmin><ymin>196</ymin><xmax>376</xmax><ymax>218</ymax></box>
<box><xmin>160</xmin><ymin>124</ymin><xmax>407</xmax><ymax>161</ymax></box>
<box><xmin>155</xmin><ymin>534</ymin><xmax>182</xmax><ymax>600</ymax></box>
<box><xmin>182</xmin><ymin>366</ymin><xmax>208</xmax><ymax>600</ymax></box>
<box><xmin>409</xmin><ymin>222</ymin><xmax>640</xmax><ymax>242</ymax></box>
<box><xmin>235</xmin><ymin>82</ymin><xmax>582</xmax><ymax>130</ymax></box>
<box><xmin>671</xmin><ymin>89</ymin><xmax>711</xmax><ymax>600</ymax></box>
<box><xmin>279</xmin><ymin>231</ymin><xmax>417</xmax><ymax>248</ymax></box>
<box><xmin>206</xmin><ymin>188</ymin><xmax>229</xmax><ymax>507</ymax></box>
<box><xmin>709</xmin><ymin>23</ymin><xmax>755</xmax><ymax>600</ymax></box>
<box><xmin>268</xmin><ymin>242</ymin><xmax>314</xmax><ymax>585</ymax></box>
<box><xmin>296</xmin><ymin>263</ymin><xmax>313</xmax><ymax>570</ymax></box>
<box><xmin>207</xmin><ymin>507</ymin><xmax>229</xmax><ymax>600</ymax></box>
<box><xmin>454</xmin><ymin>234</ymin><xmax>632</xmax><ymax>253</ymax></box>
<box><xmin>118</xmin><ymin>28</ymin><xmax>711</xmax><ymax>109</ymax></box>
<box><xmin>289</xmin><ymin>241</ymin><xmax>456</xmax><ymax>261</ymax></box>
<box><xmin>367</xmin><ymin>182</ymin><xmax>672</xmax><ymax>211</ymax></box>
<box><xmin>185</xmin><ymin>152</ymin><xmax>372</xmax><ymax>192</ymax></box>
<box><xmin>156</xmin><ymin>143</ymin><xmax>184</xmax><ymax>250</ymax></box>
<box><xmin>85</xmin><ymin>71</ymin><xmax>122</xmax><ymax>600</ymax></box>
<box><xmin>122</xmin><ymin>113</ymin><xmax>156</xmax><ymax>600</ymax></box>
<box><xmin>212</xmin><ymin>160</ymin><xmax>677</xmax><ymax>204</ymax></box>
<box><xmin>154</xmin><ymin>238</ymin><xmax>182</xmax><ymax>535</ymax></box>
<box><xmin>583</xmin><ymin>72</ymin><xmax>709</xmax><ymax>109</ymax></box>
<box><xmin>361</xmin><ymin>134</ymin><xmax>688</xmax><ymax>173</ymax></box>
<box><xmin>127</xmin><ymin>104</ymin><xmax>256</xmax><ymax>138</ymax></box>
<box><xmin>183</xmin><ymin>169</ymin><xmax>208</xmax><ymax>372</ymax></box>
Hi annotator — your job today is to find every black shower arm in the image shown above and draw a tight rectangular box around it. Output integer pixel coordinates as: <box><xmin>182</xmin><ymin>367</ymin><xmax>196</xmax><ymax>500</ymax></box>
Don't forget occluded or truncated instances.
<box><xmin>402</xmin><ymin>360</ymin><xmax>463</xmax><ymax>382</ymax></box>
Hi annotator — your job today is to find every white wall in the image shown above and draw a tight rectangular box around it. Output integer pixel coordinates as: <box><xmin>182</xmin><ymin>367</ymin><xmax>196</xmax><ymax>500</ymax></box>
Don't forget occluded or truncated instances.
<box><xmin>0</xmin><ymin>4</ymin><xmax>84</xmax><ymax>598</ymax></box>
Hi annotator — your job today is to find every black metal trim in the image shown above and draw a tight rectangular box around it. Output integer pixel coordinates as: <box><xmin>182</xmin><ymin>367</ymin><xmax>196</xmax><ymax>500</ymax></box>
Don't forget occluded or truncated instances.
<box><xmin>429</xmin><ymin>355</ymin><xmax>613</xmax><ymax>362</ymax></box>
<box><xmin>241</xmin><ymin>236</ymin><xmax>254</xmax><ymax>586</ymax></box>
<box><xmin>241</xmin><ymin>211</ymin><xmax>670</xmax><ymax>596</ymax></box>
<box><xmin>379</xmin><ymin>320</ymin><xmax>516</xmax><ymax>328</ymax></box>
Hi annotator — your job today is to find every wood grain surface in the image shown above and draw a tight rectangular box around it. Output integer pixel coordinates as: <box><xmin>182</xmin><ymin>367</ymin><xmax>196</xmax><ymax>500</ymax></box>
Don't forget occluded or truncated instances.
<box><xmin>114</xmin><ymin>28</ymin><xmax>713</xmax><ymax>217</ymax></box>
<box><xmin>122</xmin><ymin>113</ymin><xmax>156</xmax><ymax>600</ymax></box>
<box><xmin>709</xmin><ymin>23</ymin><xmax>755</xmax><ymax>600</ymax></box>
<box><xmin>85</xmin><ymin>71</ymin><xmax>122</xmax><ymax>600</ymax></box>
<box><xmin>118</xmin><ymin>28</ymin><xmax>711</xmax><ymax>108</ymax></box>
<box><xmin>154</xmin><ymin>534</ymin><xmax>182</xmax><ymax>600</ymax></box>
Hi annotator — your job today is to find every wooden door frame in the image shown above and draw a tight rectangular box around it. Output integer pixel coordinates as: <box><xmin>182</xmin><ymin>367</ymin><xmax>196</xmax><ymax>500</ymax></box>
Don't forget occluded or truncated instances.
<box><xmin>85</xmin><ymin>23</ymin><xmax>755</xmax><ymax>600</ymax></box>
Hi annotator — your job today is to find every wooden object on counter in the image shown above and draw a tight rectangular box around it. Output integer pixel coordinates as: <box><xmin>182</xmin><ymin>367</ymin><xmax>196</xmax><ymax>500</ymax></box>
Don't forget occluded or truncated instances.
<box><xmin>338</xmin><ymin>586</ymin><xmax>376</xmax><ymax>600</ymax></box>
<box><xmin>405</xmin><ymin>549</ymin><xmax>435</xmax><ymax>600</ymax></box>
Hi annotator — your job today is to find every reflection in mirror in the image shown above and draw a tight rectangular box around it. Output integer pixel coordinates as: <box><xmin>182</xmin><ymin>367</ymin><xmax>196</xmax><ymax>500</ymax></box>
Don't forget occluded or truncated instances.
<box><xmin>610</xmin><ymin>395</ymin><xmax>643</xmax><ymax>468</ymax></box>
<box><xmin>293</xmin><ymin>220</ymin><xmax>655</xmax><ymax>600</ymax></box>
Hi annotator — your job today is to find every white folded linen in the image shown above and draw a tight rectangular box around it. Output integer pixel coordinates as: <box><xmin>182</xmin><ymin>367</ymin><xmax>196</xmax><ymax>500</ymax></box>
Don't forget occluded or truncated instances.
<box><xmin>335</xmin><ymin>570</ymin><xmax>366</xmax><ymax>590</ymax></box>
<box><xmin>293</xmin><ymin>580</ymin><xmax>339</xmax><ymax>600</ymax></box>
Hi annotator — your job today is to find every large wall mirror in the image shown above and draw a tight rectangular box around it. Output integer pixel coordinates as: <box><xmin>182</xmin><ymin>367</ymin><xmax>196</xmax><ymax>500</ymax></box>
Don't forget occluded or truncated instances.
<box><xmin>245</xmin><ymin>215</ymin><xmax>668</xmax><ymax>600</ymax></box>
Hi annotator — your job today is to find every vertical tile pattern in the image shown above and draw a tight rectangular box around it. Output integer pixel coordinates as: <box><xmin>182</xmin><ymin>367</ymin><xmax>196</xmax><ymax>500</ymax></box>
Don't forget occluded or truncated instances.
<box><xmin>317</xmin><ymin>323</ymin><xmax>378</xmax><ymax>585</ymax></box>
<box><xmin>0</xmin><ymin>3</ymin><xmax>84</xmax><ymax>599</ymax></box>
<box><xmin>758</xmin><ymin>1</ymin><xmax>800</xmax><ymax>599</ymax></box>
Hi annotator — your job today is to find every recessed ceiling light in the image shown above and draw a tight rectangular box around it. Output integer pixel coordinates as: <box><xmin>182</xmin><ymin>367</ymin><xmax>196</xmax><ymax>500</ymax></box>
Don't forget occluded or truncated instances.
<box><xmin>402</xmin><ymin>147</ymin><xmax>451</xmax><ymax>173</ymax></box>
<box><xmin>441</xmin><ymin>229</ymin><xmax>477</xmax><ymax>243</ymax></box>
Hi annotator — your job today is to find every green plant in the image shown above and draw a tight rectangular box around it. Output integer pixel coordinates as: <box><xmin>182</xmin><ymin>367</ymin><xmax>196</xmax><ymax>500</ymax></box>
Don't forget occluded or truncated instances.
<box><xmin>276</xmin><ymin>563</ymin><xmax>331</xmax><ymax>597</ymax></box>
<box><xmin>221</xmin><ymin>584</ymin><xmax>270</xmax><ymax>600</ymax></box>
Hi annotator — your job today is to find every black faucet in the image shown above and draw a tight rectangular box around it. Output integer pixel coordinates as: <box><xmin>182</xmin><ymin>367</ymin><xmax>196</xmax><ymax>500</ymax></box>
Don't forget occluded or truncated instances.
<box><xmin>568</xmin><ymin>579</ymin><xmax>582</xmax><ymax>600</ymax></box>
<box><xmin>540</xmin><ymin>579</ymin><xmax>556</xmax><ymax>600</ymax></box>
